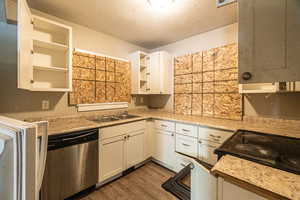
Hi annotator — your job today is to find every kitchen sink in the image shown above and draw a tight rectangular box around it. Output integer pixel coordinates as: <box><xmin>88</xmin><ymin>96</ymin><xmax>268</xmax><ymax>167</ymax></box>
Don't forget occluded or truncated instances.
<box><xmin>88</xmin><ymin>113</ymin><xmax>140</xmax><ymax>123</ymax></box>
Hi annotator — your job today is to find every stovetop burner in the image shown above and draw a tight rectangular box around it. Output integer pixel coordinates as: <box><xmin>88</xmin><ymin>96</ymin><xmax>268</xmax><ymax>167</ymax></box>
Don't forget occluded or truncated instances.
<box><xmin>215</xmin><ymin>130</ymin><xmax>300</xmax><ymax>175</ymax></box>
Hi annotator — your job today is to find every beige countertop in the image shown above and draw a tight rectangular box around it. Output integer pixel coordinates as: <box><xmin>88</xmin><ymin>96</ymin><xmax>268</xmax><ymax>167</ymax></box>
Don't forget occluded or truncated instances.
<box><xmin>27</xmin><ymin>109</ymin><xmax>300</xmax><ymax>199</ymax></box>
<box><xmin>212</xmin><ymin>155</ymin><xmax>300</xmax><ymax>200</ymax></box>
<box><xmin>40</xmin><ymin>109</ymin><xmax>300</xmax><ymax>138</ymax></box>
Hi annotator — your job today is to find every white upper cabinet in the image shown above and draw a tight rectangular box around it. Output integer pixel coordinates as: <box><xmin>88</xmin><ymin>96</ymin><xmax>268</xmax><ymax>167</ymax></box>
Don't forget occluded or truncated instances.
<box><xmin>239</xmin><ymin>0</ymin><xmax>300</xmax><ymax>84</ymax></box>
<box><xmin>130</xmin><ymin>51</ymin><xmax>172</xmax><ymax>95</ymax></box>
<box><xmin>18</xmin><ymin>0</ymin><xmax>72</xmax><ymax>92</ymax></box>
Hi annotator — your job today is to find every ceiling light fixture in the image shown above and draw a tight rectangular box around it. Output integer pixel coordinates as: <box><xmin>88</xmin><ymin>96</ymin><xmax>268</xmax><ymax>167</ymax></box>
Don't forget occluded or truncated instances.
<box><xmin>148</xmin><ymin>0</ymin><xmax>175</xmax><ymax>11</ymax></box>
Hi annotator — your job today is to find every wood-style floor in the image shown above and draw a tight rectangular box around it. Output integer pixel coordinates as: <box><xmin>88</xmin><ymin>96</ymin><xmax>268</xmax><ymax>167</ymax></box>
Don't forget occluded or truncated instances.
<box><xmin>80</xmin><ymin>162</ymin><xmax>178</xmax><ymax>200</ymax></box>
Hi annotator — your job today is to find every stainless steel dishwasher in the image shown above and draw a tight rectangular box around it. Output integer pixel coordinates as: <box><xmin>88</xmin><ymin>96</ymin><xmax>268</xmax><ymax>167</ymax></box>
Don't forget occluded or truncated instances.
<box><xmin>41</xmin><ymin>129</ymin><xmax>99</xmax><ymax>200</ymax></box>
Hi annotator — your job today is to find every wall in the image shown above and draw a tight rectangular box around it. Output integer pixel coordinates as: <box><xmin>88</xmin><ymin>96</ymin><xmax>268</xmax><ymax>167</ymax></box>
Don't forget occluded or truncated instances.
<box><xmin>152</xmin><ymin>23</ymin><xmax>300</xmax><ymax>120</ymax></box>
<box><xmin>0</xmin><ymin>8</ymin><xmax>149</xmax><ymax>120</ymax></box>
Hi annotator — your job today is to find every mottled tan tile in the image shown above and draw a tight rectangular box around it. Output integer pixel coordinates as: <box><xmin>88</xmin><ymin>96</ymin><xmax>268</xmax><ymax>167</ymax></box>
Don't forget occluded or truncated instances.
<box><xmin>96</xmin><ymin>82</ymin><xmax>106</xmax><ymax>103</ymax></box>
<box><xmin>193</xmin><ymin>52</ymin><xmax>203</xmax><ymax>73</ymax></box>
<box><xmin>203</xmin><ymin>49</ymin><xmax>215</xmax><ymax>72</ymax></box>
<box><xmin>174</xmin><ymin>94</ymin><xmax>192</xmax><ymax>115</ymax></box>
<box><xmin>215</xmin><ymin>68</ymin><xmax>238</xmax><ymax>81</ymax></box>
<box><xmin>203</xmin><ymin>94</ymin><xmax>214</xmax><ymax>117</ymax></box>
<box><xmin>115</xmin><ymin>83</ymin><xmax>131</xmax><ymax>103</ymax></box>
<box><xmin>214</xmin><ymin>81</ymin><xmax>238</xmax><ymax>93</ymax></box>
<box><xmin>214</xmin><ymin>93</ymin><xmax>242</xmax><ymax>120</ymax></box>
<box><xmin>73</xmin><ymin>67</ymin><xmax>95</xmax><ymax>80</ymax></box>
<box><xmin>96</xmin><ymin>70</ymin><xmax>106</xmax><ymax>82</ymax></box>
<box><xmin>203</xmin><ymin>71</ymin><xmax>214</xmax><ymax>82</ymax></box>
<box><xmin>174</xmin><ymin>74</ymin><xmax>192</xmax><ymax>84</ymax></box>
<box><xmin>215</xmin><ymin>43</ymin><xmax>238</xmax><ymax>70</ymax></box>
<box><xmin>203</xmin><ymin>82</ymin><xmax>214</xmax><ymax>94</ymax></box>
<box><xmin>116</xmin><ymin>61</ymin><xmax>130</xmax><ymax>73</ymax></box>
<box><xmin>192</xmin><ymin>94</ymin><xmax>202</xmax><ymax>116</ymax></box>
<box><xmin>106</xmin><ymin>60</ymin><xmax>115</xmax><ymax>72</ymax></box>
<box><xmin>106</xmin><ymin>82</ymin><xmax>116</xmax><ymax>102</ymax></box>
<box><xmin>174</xmin><ymin>55</ymin><xmax>192</xmax><ymax>75</ymax></box>
<box><xmin>96</xmin><ymin>56</ymin><xmax>106</xmax><ymax>71</ymax></box>
<box><xmin>192</xmin><ymin>83</ymin><xmax>202</xmax><ymax>94</ymax></box>
<box><xmin>193</xmin><ymin>73</ymin><xmax>202</xmax><ymax>83</ymax></box>
<box><xmin>106</xmin><ymin>71</ymin><xmax>115</xmax><ymax>82</ymax></box>
<box><xmin>174</xmin><ymin>84</ymin><xmax>192</xmax><ymax>94</ymax></box>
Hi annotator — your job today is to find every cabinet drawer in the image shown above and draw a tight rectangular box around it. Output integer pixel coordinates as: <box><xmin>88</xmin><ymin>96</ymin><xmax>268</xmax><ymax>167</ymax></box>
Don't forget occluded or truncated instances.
<box><xmin>175</xmin><ymin>134</ymin><xmax>198</xmax><ymax>157</ymax></box>
<box><xmin>198</xmin><ymin>127</ymin><xmax>233</xmax><ymax>144</ymax></box>
<box><xmin>100</xmin><ymin>120</ymin><xmax>146</xmax><ymax>140</ymax></box>
<box><xmin>154</xmin><ymin>120</ymin><xmax>175</xmax><ymax>132</ymax></box>
<box><xmin>176</xmin><ymin>123</ymin><xmax>198</xmax><ymax>138</ymax></box>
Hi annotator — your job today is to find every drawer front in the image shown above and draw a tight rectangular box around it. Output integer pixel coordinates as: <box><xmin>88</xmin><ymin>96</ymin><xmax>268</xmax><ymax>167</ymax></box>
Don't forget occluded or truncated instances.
<box><xmin>100</xmin><ymin>120</ymin><xmax>146</xmax><ymax>140</ymax></box>
<box><xmin>198</xmin><ymin>140</ymin><xmax>219</xmax><ymax>165</ymax></box>
<box><xmin>176</xmin><ymin>123</ymin><xmax>198</xmax><ymax>138</ymax></box>
<box><xmin>198</xmin><ymin>127</ymin><xmax>233</xmax><ymax>144</ymax></box>
<box><xmin>154</xmin><ymin>120</ymin><xmax>175</xmax><ymax>132</ymax></box>
<box><xmin>175</xmin><ymin>134</ymin><xmax>198</xmax><ymax>157</ymax></box>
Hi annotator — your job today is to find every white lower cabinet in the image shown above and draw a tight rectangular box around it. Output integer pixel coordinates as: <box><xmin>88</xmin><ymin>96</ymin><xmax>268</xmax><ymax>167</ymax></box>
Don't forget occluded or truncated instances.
<box><xmin>144</xmin><ymin>120</ymin><xmax>154</xmax><ymax>160</ymax></box>
<box><xmin>219</xmin><ymin>178</ymin><xmax>266</xmax><ymax>200</ymax></box>
<box><xmin>99</xmin><ymin>135</ymin><xmax>125</xmax><ymax>182</ymax></box>
<box><xmin>126</xmin><ymin>131</ymin><xmax>144</xmax><ymax>168</ymax></box>
<box><xmin>198</xmin><ymin>140</ymin><xmax>219</xmax><ymax>165</ymax></box>
<box><xmin>153</xmin><ymin>130</ymin><xmax>176</xmax><ymax>170</ymax></box>
<box><xmin>99</xmin><ymin>121</ymin><xmax>146</xmax><ymax>183</ymax></box>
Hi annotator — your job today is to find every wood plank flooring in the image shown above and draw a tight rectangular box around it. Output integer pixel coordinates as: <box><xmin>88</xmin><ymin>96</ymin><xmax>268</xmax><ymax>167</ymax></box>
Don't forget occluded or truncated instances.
<box><xmin>80</xmin><ymin>162</ymin><xmax>178</xmax><ymax>200</ymax></box>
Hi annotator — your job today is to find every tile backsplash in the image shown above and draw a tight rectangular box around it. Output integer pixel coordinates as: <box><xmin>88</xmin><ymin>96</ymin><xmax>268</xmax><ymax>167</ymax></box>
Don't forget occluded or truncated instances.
<box><xmin>174</xmin><ymin>43</ymin><xmax>242</xmax><ymax>120</ymax></box>
<box><xmin>69</xmin><ymin>51</ymin><xmax>131</xmax><ymax>105</ymax></box>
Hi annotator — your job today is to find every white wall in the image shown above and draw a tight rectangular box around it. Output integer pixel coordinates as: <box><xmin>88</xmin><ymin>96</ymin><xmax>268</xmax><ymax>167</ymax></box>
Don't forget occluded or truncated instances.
<box><xmin>0</xmin><ymin>8</ymin><xmax>149</xmax><ymax>120</ymax></box>
<box><xmin>149</xmin><ymin>23</ymin><xmax>238</xmax><ymax>112</ymax></box>
<box><xmin>153</xmin><ymin>23</ymin><xmax>238</xmax><ymax>56</ymax></box>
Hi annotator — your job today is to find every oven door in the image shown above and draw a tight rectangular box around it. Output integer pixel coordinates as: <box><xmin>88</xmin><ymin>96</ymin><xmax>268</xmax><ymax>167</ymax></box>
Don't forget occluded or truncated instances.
<box><xmin>162</xmin><ymin>154</ymin><xmax>217</xmax><ymax>200</ymax></box>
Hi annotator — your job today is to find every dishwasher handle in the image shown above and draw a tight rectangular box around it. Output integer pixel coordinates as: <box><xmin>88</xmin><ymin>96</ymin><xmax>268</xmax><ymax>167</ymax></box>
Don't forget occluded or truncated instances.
<box><xmin>48</xmin><ymin>129</ymin><xmax>98</xmax><ymax>150</ymax></box>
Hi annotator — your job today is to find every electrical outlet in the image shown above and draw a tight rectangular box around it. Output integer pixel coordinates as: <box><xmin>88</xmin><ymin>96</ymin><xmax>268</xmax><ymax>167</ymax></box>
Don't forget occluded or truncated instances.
<box><xmin>42</xmin><ymin>100</ymin><xmax>50</xmax><ymax>110</ymax></box>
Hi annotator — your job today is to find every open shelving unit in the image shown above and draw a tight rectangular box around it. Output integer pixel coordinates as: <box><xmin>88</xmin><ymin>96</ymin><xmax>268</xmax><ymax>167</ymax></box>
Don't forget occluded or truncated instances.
<box><xmin>30</xmin><ymin>15</ymin><xmax>72</xmax><ymax>92</ymax></box>
<box><xmin>130</xmin><ymin>51</ymin><xmax>150</xmax><ymax>94</ymax></box>
<box><xmin>18</xmin><ymin>0</ymin><xmax>73</xmax><ymax>92</ymax></box>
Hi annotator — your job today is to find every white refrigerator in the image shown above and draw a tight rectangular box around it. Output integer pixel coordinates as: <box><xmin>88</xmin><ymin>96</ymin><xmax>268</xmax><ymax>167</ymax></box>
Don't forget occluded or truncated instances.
<box><xmin>0</xmin><ymin>116</ymin><xmax>48</xmax><ymax>200</ymax></box>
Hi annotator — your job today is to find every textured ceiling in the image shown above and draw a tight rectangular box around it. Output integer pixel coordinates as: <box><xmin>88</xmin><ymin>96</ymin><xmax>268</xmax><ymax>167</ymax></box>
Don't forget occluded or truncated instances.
<box><xmin>28</xmin><ymin>0</ymin><xmax>237</xmax><ymax>49</ymax></box>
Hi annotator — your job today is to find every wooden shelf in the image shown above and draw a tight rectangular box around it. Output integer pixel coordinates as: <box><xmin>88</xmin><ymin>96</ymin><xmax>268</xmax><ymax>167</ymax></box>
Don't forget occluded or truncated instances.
<box><xmin>33</xmin><ymin>65</ymin><xmax>68</xmax><ymax>72</ymax></box>
<box><xmin>30</xmin><ymin>87</ymin><xmax>71</xmax><ymax>92</ymax></box>
<box><xmin>33</xmin><ymin>39</ymin><xmax>68</xmax><ymax>51</ymax></box>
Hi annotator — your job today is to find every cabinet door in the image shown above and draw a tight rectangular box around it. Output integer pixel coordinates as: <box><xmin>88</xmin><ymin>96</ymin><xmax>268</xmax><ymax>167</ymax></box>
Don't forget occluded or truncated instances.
<box><xmin>149</xmin><ymin>52</ymin><xmax>161</xmax><ymax>94</ymax></box>
<box><xmin>144</xmin><ymin>120</ymin><xmax>153</xmax><ymax>160</ymax></box>
<box><xmin>99</xmin><ymin>136</ymin><xmax>125</xmax><ymax>182</ymax></box>
<box><xmin>220</xmin><ymin>179</ymin><xmax>266</xmax><ymax>200</ymax></box>
<box><xmin>239</xmin><ymin>0</ymin><xmax>300</xmax><ymax>83</ymax></box>
<box><xmin>153</xmin><ymin>130</ymin><xmax>176</xmax><ymax>169</ymax></box>
<box><xmin>18</xmin><ymin>0</ymin><xmax>33</xmax><ymax>90</ymax></box>
<box><xmin>198</xmin><ymin>141</ymin><xmax>218</xmax><ymax>165</ymax></box>
<box><xmin>126</xmin><ymin>131</ymin><xmax>144</xmax><ymax>169</ymax></box>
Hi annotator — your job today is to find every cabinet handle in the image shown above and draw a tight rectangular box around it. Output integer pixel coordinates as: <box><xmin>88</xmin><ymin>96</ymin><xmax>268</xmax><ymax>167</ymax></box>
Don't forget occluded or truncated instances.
<box><xmin>161</xmin><ymin>124</ymin><xmax>167</xmax><ymax>127</ymax></box>
<box><xmin>30</xmin><ymin>80</ymin><xmax>34</xmax><ymax>84</ymax></box>
<box><xmin>182</xmin><ymin>143</ymin><xmax>191</xmax><ymax>147</ymax></box>
<box><xmin>127</xmin><ymin>135</ymin><xmax>130</xmax><ymax>140</ymax></box>
<box><xmin>182</xmin><ymin>129</ymin><xmax>190</xmax><ymax>132</ymax></box>
<box><xmin>209</xmin><ymin>134</ymin><xmax>221</xmax><ymax>138</ymax></box>
<box><xmin>171</xmin><ymin>133</ymin><xmax>174</xmax><ymax>137</ymax></box>
<box><xmin>242</xmin><ymin>72</ymin><xmax>252</xmax><ymax>81</ymax></box>
<box><xmin>180</xmin><ymin>163</ymin><xmax>188</xmax><ymax>167</ymax></box>
<box><xmin>198</xmin><ymin>140</ymin><xmax>202</xmax><ymax>144</ymax></box>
